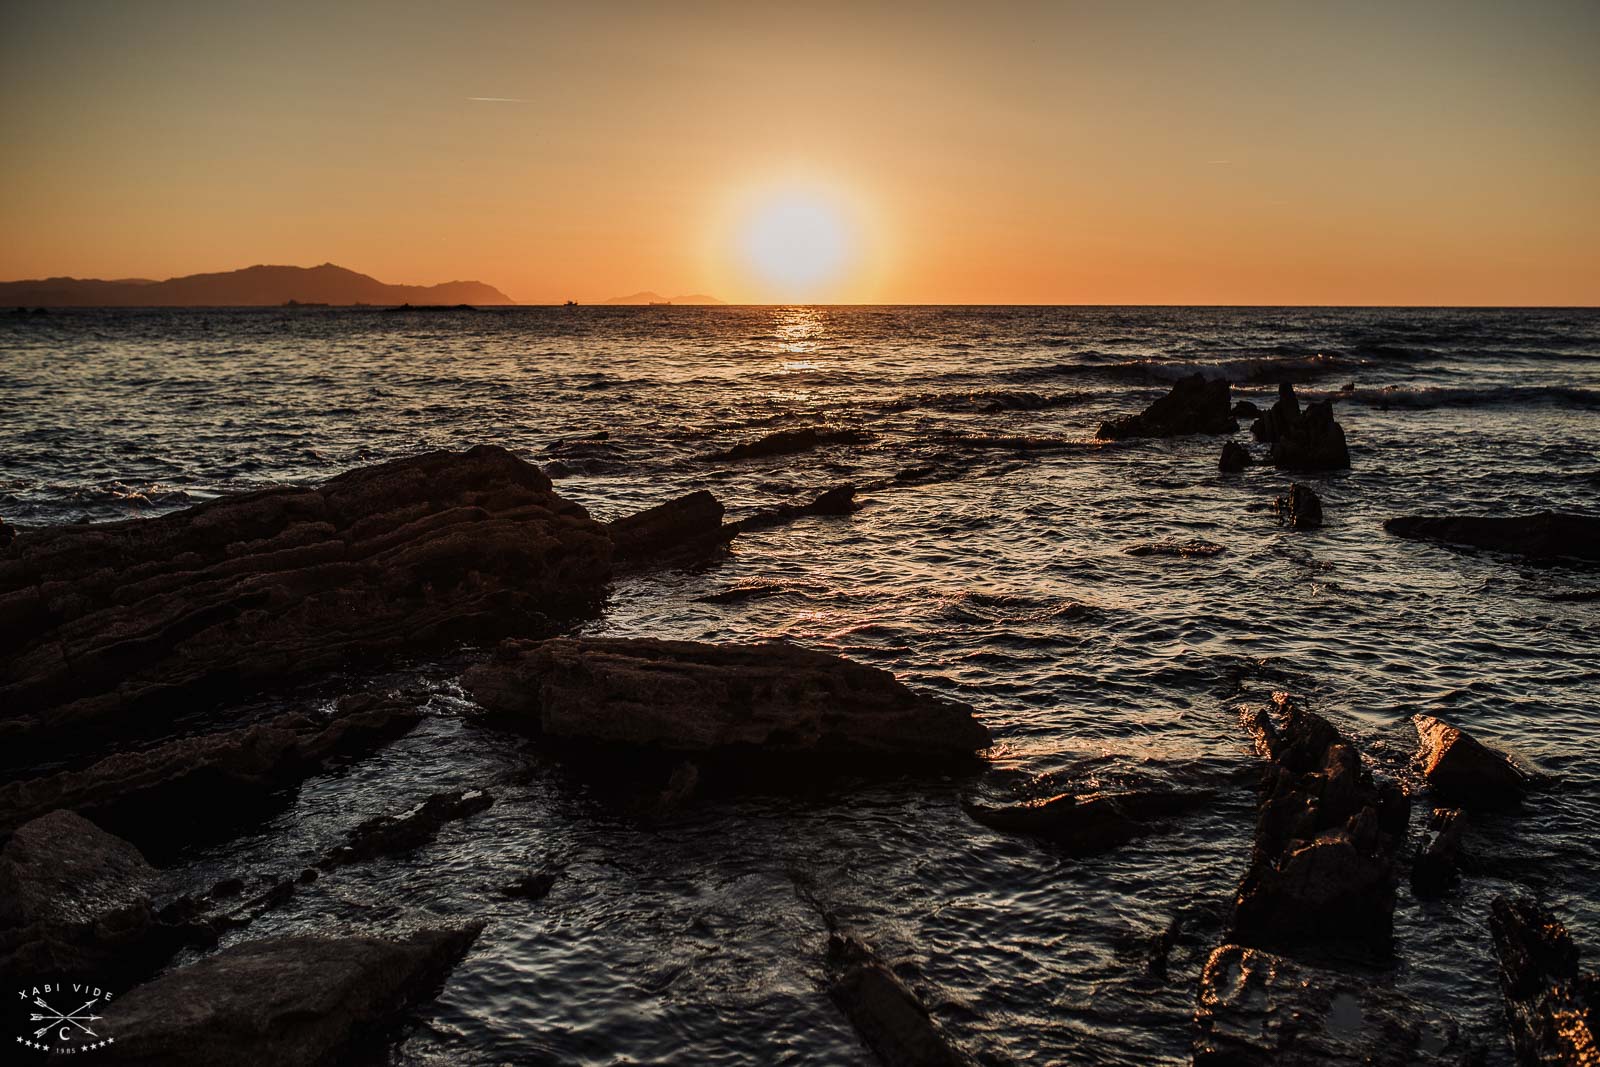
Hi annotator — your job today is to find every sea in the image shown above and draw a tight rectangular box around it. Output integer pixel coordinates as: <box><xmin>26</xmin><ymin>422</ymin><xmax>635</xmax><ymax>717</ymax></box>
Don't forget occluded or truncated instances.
<box><xmin>2</xmin><ymin>305</ymin><xmax>1597</xmax><ymax>1064</ymax></box>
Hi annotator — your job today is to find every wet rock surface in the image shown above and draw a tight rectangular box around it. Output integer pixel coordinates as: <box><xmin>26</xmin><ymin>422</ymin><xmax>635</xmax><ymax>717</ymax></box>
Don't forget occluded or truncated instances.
<box><xmin>1231</xmin><ymin>693</ymin><xmax>1406</xmax><ymax>961</ymax></box>
<box><xmin>1252</xmin><ymin>384</ymin><xmax>1352</xmax><ymax>470</ymax></box>
<box><xmin>0</xmin><ymin>446</ymin><xmax>611</xmax><ymax>754</ymax></box>
<box><xmin>826</xmin><ymin>932</ymin><xmax>973</xmax><ymax>1067</ymax></box>
<box><xmin>1125</xmin><ymin>539</ymin><xmax>1226</xmax><ymax>558</ymax></box>
<box><xmin>1193</xmin><ymin>943</ymin><xmax>1474</xmax><ymax>1065</ymax></box>
<box><xmin>1413</xmin><ymin>714</ymin><xmax>1529</xmax><ymax>808</ymax></box>
<box><xmin>1275</xmin><ymin>483</ymin><xmax>1325</xmax><ymax>529</ymax></box>
<box><xmin>100</xmin><ymin>923</ymin><xmax>484</xmax><ymax>1067</ymax></box>
<box><xmin>1410</xmin><ymin>807</ymin><xmax>1465</xmax><ymax>899</ymax></box>
<box><xmin>319</xmin><ymin>789</ymin><xmax>495</xmax><ymax>868</ymax></box>
<box><xmin>1384</xmin><ymin>511</ymin><xmax>1600</xmax><ymax>562</ymax></box>
<box><xmin>732</xmin><ymin>484</ymin><xmax>861</xmax><ymax>533</ymax></box>
<box><xmin>607</xmin><ymin>489</ymin><xmax>733</xmax><ymax>565</ymax></box>
<box><xmin>0</xmin><ymin>691</ymin><xmax>424</xmax><ymax>844</ymax></box>
<box><xmin>1219</xmin><ymin>440</ymin><xmax>1251</xmax><ymax>472</ymax></box>
<box><xmin>463</xmin><ymin>636</ymin><xmax>992</xmax><ymax>760</ymax></box>
<box><xmin>965</xmin><ymin>788</ymin><xmax>1213</xmax><ymax>854</ymax></box>
<box><xmin>0</xmin><ymin>810</ymin><xmax>158</xmax><ymax>985</ymax></box>
<box><xmin>1488</xmin><ymin>896</ymin><xmax>1599</xmax><ymax>1067</ymax></box>
<box><xmin>1096</xmin><ymin>374</ymin><xmax>1238</xmax><ymax>439</ymax></box>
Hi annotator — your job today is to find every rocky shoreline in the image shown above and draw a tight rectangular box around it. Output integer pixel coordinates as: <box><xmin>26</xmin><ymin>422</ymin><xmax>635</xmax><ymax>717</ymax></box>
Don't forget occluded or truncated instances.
<box><xmin>1</xmin><ymin>406</ymin><xmax>1595</xmax><ymax>1065</ymax></box>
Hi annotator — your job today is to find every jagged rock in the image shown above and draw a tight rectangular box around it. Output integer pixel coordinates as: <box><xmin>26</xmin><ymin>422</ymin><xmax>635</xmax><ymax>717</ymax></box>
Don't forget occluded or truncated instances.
<box><xmin>607</xmin><ymin>489</ymin><xmax>733</xmax><ymax>564</ymax></box>
<box><xmin>1412</xmin><ymin>714</ymin><xmax>1528</xmax><ymax>808</ymax></box>
<box><xmin>1489</xmin><ymin>897</ymin><xmax>1600</xmax><ymax>1066</ymax></box>
<box><xmin>733</xmin><ymin>485</ymin><xmax>860</xmax><ymax>533</ymax></box>
<box><xmin>1274</xmin><ymin>483</ymin><xmax>1324</xmax><ymax>529</ymax></box>
<box><xmin>1251</xmin><ymin>384</ymin><xmax>1350</xmax><ymax>469</ymax></box>
<box><xmin>1384</xmin><ymin>512</ymin><xmax>1600</xmax><ymax>563</ymax></box>
<box><xmin>826</xmin><ymin>933</ymin><xmax>972</xmax><ymax>1067</ymax></box>
<box><xmin>319</xmin><ymin>789</ymin><xmax>494</xmax><ymax>868</ymax></box>
<box><xmin>0</xmin><ymin>810</ymin><xmax>158</xmax><ymax>985</ymax></box>
<box><xmin>99</xmin><ymin>923</ymin><xmax>483</xmax><ymax>1067</ymax></box>
<box><xmin>1410</xmin><ymin>808</ymin><xmax>1465</xmax><ymax>899</ymax></box>
<box><xmin>1097</xmin><ymin>374</ymin><xmax>1237</xmax><ymax>440</ymax></box>
<box><xmin>1232</xmin><ymin>400</ymin><xmax>1261</xmax><ymax>419</ymax></box>
<box><xmin>464</xmin><ymin>637</ymin><xmax>992</xmax><ymax>761</ymax></box>
<box><xmin>0</xmin><ymin>446</ymin><xmax>611</xmax><ymax>757</ymax></box>
<box><xmin>703</xmin><ymin>426</ymin><xmax>870</xmax><ymax>462</ymax></box>
<box><xmin>1194</xmin><ymin>943</ymin><xmax>1473</xmax><ymax>1065</ymax></box>
<box><xmin>965</xmin><ymin>788</ymin><xmax>1213</xmax><ymax>854</ymax></box>
<box><xmin>1124</xmin><ymin>539</ymin><xmax>1225</xmax><ymax>558</ymax></box>
<box><xmin>1219</xmin><ymin>441</ymin><xmax>1251</xmax><ymax>473</ymax></box>
<box><xmin>0</xmin><ymin>691</ymin><xmax>424</xmax><ymax>843</ymax></box>
<box><xmin>1231</xmin><ymin>693</ymin><xmax>1406</xmax><ymax>961</ymax></box>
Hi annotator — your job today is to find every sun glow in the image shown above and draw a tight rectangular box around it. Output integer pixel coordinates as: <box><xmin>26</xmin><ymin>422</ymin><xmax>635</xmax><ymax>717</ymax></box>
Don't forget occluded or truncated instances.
<box><xmin>728</xmin><ymin>186</ymin><xmax>867</xmax><ymax>301</ymax></box>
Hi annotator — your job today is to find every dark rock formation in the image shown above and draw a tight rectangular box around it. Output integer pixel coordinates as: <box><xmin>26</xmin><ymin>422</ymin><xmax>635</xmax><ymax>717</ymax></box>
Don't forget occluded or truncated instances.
<box><xmin>1274</xmin><ymin>483</ymin><xmax>1324</xmax><ymax>529</ymax></box>
<box><xmin>99</xmin><ymin>923</ymin><xmax>483</xmax><ymax>1066</ymax></box>
<box><xmin>319</xmin><ymin>789</ymin><xmax>494</xmax><ymax>869</ymax></box>
<box><xmin>1488</xmin><ymin>897</ymin><xmax>1599</xmax><ymax>1067</ymax></box>
<box><xmin>0</xmin><ymin>691</ymin><xmax>423</xmax><ymax>843</ymax></box>
<box><xmin>1219</xmin><ymin>441</ymin><xmax>1251</xmax><ymax>473</ymax></box>
<box><xmin>703</xmin><ymin>427</ymin><xmax>870</xmax><ymax>462</ymax></box>
<box><xmin>463</xmin><ymin>637</ymin><xmax>992</xmax><ymax>760</ymax></box>
<box><xmin>826</xmin><ymin>933</ymin><xmax>972</xmax><ymax>1067</ymax></box>
<box><xmin>0</xmin><ymin>517</ymin><xmax>15</xmax><ymax>548</ymax></box>
<box><xmin>0</xmin><ymin>810</ymin><xmax>158</xmax><ymax>985</ymax></box>
<box><xmin>1410</xmin><ymin>807</ymin><xmax>1464</xmax><ymax>899</ymax></box>
<box><xmin>1097</xmin><ymin>374</ymin><xmax>1237</xmax><ymax>440</ymax></box>
<box><xmin>1384</xmin><ymin>512</ymin><xmax>1600</xmax><ymax>563</ymax></box>
<box><xmin>0</xmin><ymin>446</ymin><xmax>611</xmax><ymax>755</ymax></box>
<box><xmin>1231</xmin><ymin>693</ymin><xmax>1407</xmax><ymax>961</ymax></box>
<box><xmin>1251</xmin><ymin>384</ymin><xmax>1350</xmax><ymax>469</ymax></box>
<box><xmin>607</xmin><ymin>489</ymin><xmax>733</xmax><ymax>564</ymax></box>
<box><xmin>965</xmin><ymin>788</ymin><xmax>1213</xmax><ymax>854</ymax></box>
<box><xmin>732</xmin><ymin>485</ymin><xmax>860</xmax><ymax>533</ymax></box>
<box><xmin>500</xmin><ymin>869</ymin><xmax>558</xmax><ymax>900</ymax></box>
<box><xmin>1232</xmin><ymin>400</ymin><xmax>1261</xmax><ymax>419</ymax></box>
<box><xmin>1194</xmin><ymin>943</ymin><xmax>1472</xmax><ymax>1065</ymax></box>
<box><xmin>1412</xmin><ymin>714</ymin><xmax>1528</xmax><ymax>808</ymax></box>
<box><xmin>1124</xmin><ymin>539</ymin><xmax>1226</xmax><ymax>558</ymax></box>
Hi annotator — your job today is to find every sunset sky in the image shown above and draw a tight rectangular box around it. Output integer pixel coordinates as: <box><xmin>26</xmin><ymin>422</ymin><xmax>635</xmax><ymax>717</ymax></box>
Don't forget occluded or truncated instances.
<box><xmin>2</xmin><ymin>1</ymin><xmax>1596</xmax><ymax>305</ymax></box>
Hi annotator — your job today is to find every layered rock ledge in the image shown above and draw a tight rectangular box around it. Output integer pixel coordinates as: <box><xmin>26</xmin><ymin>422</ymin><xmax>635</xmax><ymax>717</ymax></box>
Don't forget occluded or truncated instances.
<box><xmin>463</xmin><ymin>637</ymin><xmax>992</xmax><ymax>760</ymax></box>
<box><xmin>1384</xmin><ymin>511</ymin><xmax>1600</xmax><ymax>562</ymax></box>
<box><xmin>0</xmin><ymin>446</ymin><xmax>611</xmax><ymax>753</ymax></box>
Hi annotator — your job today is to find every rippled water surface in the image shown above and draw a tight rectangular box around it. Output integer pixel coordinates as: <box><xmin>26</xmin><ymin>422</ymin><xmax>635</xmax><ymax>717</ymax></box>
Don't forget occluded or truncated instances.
<box><xmin>3</xmin><ymin>306</ymin><xmax>1598</xmax><ymax>1064</ymax></box>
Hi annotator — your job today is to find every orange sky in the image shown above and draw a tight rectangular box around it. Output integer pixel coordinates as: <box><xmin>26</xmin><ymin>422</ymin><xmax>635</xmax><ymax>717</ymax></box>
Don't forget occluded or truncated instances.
<box><xmin>2</xmin><ymin>1</ymin><xmax>1597</xmax><ymax>305</ymax></box>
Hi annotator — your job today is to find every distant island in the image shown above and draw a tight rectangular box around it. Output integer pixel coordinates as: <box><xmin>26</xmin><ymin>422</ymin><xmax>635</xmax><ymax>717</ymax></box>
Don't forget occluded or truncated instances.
<box><xmin>600</xmin><ymin>291</ymin><xmax>724</xmax><ymax>306</ymax></box>
<box><xmin>0</xmin><ymin>263</ymin><xmax>514</xmax><ymax>307</ymax></box>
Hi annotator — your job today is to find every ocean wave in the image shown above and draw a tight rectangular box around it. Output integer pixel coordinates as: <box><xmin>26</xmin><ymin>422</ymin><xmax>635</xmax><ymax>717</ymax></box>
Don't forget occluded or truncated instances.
<box><xmin>1339</xmin><ymin>384</ymin><xmax>1600</xmax><ymax>410</ymax></box>
<box><xmin>1001</xmin><ymin>351</ymin><xmax>1352</xmax><ymax>386</ymax></box>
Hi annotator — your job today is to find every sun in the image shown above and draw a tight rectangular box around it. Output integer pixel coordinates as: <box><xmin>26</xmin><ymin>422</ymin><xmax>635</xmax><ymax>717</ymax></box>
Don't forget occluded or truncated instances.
<box><xmin>737</xmin><ymin>189</ymin><xmax>854</xmax><ymax>299</ymax></box>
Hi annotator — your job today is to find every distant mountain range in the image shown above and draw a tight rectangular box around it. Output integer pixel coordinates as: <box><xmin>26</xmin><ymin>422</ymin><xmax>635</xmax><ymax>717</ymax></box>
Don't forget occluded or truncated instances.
<box><xmin>0</xmin><ymin>263</ymin><xmax>514</xmax><ymax>307</ymax></box>
<box><xmin>600</xmin><ymin>291</ymin><xmax>724</xmax><ymax>305</ymax></box>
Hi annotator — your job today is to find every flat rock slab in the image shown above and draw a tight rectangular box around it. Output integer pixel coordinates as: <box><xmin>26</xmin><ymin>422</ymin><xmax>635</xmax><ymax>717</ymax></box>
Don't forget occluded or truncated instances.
<box><xmin>827</xmin><ymin>933</ymin><xmax>972</xmax><ymax>1067</ymax></box>
<box><xmin>1384</xmin><ymin>512</ymin><xmax>1600</xmax><ymax>562</ymax></box>
<box><xmin>0</xmin><ymin>691</ymin><xmax>424</xmax><ymax>843</ymax></box>
<box><xmin>463</xmin><ymin>637</ymin><xmax>992</xmax><ymax>760</ymax></box>
<box><xmin>99</xmin><ymin>923</ymin><xmax>483</xmax><ymax>1066</ymax></box>
<box><xmin>0</xmin><ymin>446</ymin><xmax>611</xmax><ymax>753</ymax></box>
<box><xmin>0</xmin><ymin>810</ymin><xmax>157</xmax><ymax>985</ymax></box>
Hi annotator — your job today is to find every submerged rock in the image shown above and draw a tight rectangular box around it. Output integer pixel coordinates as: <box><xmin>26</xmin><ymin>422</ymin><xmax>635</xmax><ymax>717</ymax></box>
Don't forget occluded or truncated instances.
<box><xmin>1232</xmin><ymin>400</ymin><xmax>1261</xmax><ymax>419</ymax></box>
<box><xmin>320</xmin><ymin>789</ymin><xmax>494</xmax><ymax>868</ymax></box>
<box><xmin>1488</xmin><ymin>896</ymin><xmax>1599</xmax><ymax>1067</ymax></box>
<box><xmin>965</xmin><ymin>788</ymin><xmax>1213</xmax><ymax>854</ymax></box>
<box><xmin>1231</xmin><ymin>693</ymin><xmax>1406</xmax><ymax>961</ymax></box>
<box><xmin>1274</xmin><ymin>483</ymin><xmax>1324</xmax><ymax>529</ymax></box>
<box><xmin>463</xmin><ymin>637</ymin><xmax>992</xmax><ymax>760</ymax></box>
<box><xmin>1219</xmin><ymin>440</ymin><xmax>1251</xmax><ymax>473</ymax></box>
<box><xmin>733</xmin><ymin>484</ymin><xmax>861</xmax><ymax>533</ymax></box>
<box><xmin>1412</xmin><ymin>714</ymin><xmax>1528</xmax><ymax>808</ymax></box>
<box><xmin>1410</xmin><ymin>807</ymin><xmax>1465</xmax><ymax>899</ymax></box>
<box><xmin>100</xmin><ymin>923</ymin><xmax>483</xmax><ymax>1067</ymax></box>
<box><xmin>607</xmin><ymin>489</ymin><xmax>733</xmax><ymax>564</ymax></box>
<box><xmin>0</xmin><ymin>446</ymin><xmax>611</xmax><ymax>755</ymax></box>
<box><xmin>703</xmin><ymin>426</ymin><xmax>870</xmax><ymax>462</ymax></box>
<box><xmin>0</xmin><ymin>691</ymin><xmax>424</xmax><ymax>843</ymax></box>
<box><xmin>0</xmin><ymin>810</ymin><xmax>158</xmax><ymax>985</ymax></box>
<box><xmin>1124</xmin><ymin>539</ymin><xmax>1226</xmax><ymax>558</ymax></box>
<box><xmin>1096</xmin><ymin>373</ymin><xmax>1237</xmax><ymax>440</ymax></box>
<box><xmin>1194</xmin><ymin>943</ymin><xmax>1473</xmax><ymax>1066</ymax></box>
<box><xmin>500</xmin><ymin>869</ymin><xmax>558</xmax><ymax>900</ymax></box>
<box><xmin>1384</xmin><ymin>511</ymin><xmax>1600</xmax><ymax>562</ymax></box>
<box><xmin>826</xmin><ymin>933</ymin><xmax>973</xmax><ymax>1067</ymax></box>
